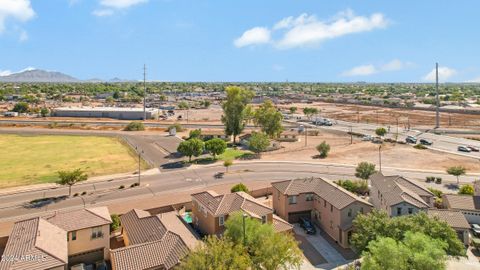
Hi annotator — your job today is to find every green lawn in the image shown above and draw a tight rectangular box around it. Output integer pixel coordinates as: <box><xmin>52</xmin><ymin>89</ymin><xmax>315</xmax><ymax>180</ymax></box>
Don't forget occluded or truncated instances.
<box><xmin>0</xmin><ymin>134</ymin><xmax>147</xmax><ymax>189</ymax></box>
<box><xmin>218</xmin><ymin>148</ymin><xmax>251</xmax><ymax>161</ymax></box>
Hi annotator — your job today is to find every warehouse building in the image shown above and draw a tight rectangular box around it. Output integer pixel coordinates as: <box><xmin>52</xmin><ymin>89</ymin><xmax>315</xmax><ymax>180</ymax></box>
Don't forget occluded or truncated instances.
<box><xmin>52</xmin><ymin>107</ymin><xmax>160</xmax><ymax>120</ymax></box>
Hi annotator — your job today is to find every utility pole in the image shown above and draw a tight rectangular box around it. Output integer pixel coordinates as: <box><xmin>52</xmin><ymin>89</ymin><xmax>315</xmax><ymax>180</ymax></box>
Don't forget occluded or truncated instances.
<box><xmin>435</xmin><ymin>62</ymin><xmax>440</xmax><ymax>129</ymax></box>
<box><xmin>378</xmin><ymin>145</ymin><xmax>382</xmax><ymax>172</ymax></box>
<box><xmin>143</xmin><ymin>64</ymin><xmax>147</xmax><ymax>121</ymax></box>
<box><xmin>349</xmin><ymin>126</ymin><xmax>353</xmax><ymax>144</ymax></box>
<box><xmin>136</xmin><ymin>146</ymin><xmax>143</xmax><ymax>185</ymax></box>
<box><xmin>304</xmin><ymin>125</ymin><xmax>308</xmax><ymax>147</ymax></box>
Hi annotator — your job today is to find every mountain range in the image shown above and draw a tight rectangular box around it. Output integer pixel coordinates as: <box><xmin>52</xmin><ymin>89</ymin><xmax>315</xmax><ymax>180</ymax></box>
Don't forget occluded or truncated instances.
<box><xmin>0</xmin><ymin>69</ymin><xmax>134</xmax><ymax>83</ymax></box>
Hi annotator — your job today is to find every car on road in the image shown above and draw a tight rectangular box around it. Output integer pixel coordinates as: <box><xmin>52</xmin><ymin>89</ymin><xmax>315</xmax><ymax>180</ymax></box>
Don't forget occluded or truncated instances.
<box><xmin>458</xmin><ymin>146</ymin><xmax>471</xmax><ymax>152</ymax></box>
<box><xmin>419</xmin><ymin>139</ymin><xmax>433</xmax><ymax>145</ymax></box>
<box><xmin>468</xmin><ymin>146</ymin><xmax>480</xmax><ymax>152</ymax></box>
<box><xmin>299</xmin><ymin>217</ymin><xmax>316</xmax><ymax>235</ymax></box>
<box><xmin>362</xmin><ymin>135</ymin><xmax>373</xmax><ymax>141</ymax></box>
<box><xmin>313</xmin><ymin>118</ymin><xmax>333</xmax><ymax>126</ymax></box>
<box><xmin>405</xmin><ymin>136</ymin><xmax>417</xmax><ymax>144</ymax></box>
<box><xmin>372</xmin><ymin>136</ymin><xmax>383</xmax><ymax>144</ymax></box>
<box><xmin>472</xmin><ymin>224</ymin><xmax>480</xmax><ymax>237</ymax></box>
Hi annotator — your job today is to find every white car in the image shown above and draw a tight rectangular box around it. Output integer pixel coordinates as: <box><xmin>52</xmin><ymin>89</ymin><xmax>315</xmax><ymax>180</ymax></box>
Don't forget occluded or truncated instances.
<box><xmin>471</xmin><ymin>224</ymin><xmax>480</xmax><ymax>236</ymax></box>
<box><xmin>362</xmin><ymin>135</ymin><xmax>373</xmax><ymax>141</ymax></box>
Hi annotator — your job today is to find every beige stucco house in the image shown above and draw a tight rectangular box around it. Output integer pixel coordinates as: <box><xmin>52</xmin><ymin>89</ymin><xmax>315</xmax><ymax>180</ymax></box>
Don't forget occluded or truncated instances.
<box><xmin>428</xmin><ymin>209</ymin><xmax>470</xmax><ymax>245</ymax></box>
<box><xmin>191</xmin><ymin>191</ymin><xmax>292</xmax><ymax>236</ymax></box>
<box><xmin>0</xmin><ymin>207</ymin><xmax>112</xmax><ymax>270</ymax></box>
<box><xmin>272</xmin><ymin>177</ymin><xmax>373</xmax><ymax>248</ymax></box>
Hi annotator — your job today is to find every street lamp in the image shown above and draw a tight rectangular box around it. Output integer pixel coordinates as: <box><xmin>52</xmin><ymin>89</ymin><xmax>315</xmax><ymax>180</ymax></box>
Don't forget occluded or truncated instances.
<box><xmin>242</xmin><ymin>213</ymin><xmax>248</xmax><ymax>246</ymax></box>
<box><xmin>135</xmin><ymin>146</ymin><xmax>144</xmax><ymax>185</ymax></box>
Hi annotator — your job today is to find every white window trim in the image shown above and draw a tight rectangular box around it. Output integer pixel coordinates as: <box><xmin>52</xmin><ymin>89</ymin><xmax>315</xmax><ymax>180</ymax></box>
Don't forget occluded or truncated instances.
<box><xmin>219</xmin><ymin>215</ymin><xmax>225</xmax><ymax>226</ymax></box>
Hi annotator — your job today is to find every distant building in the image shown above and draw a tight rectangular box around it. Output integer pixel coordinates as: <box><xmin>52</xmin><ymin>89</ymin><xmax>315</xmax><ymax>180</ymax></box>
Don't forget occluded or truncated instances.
<box><xmin>52</xmin><ymin>107</ymin><xmax>159</xmax><ymax>120</ymax></box>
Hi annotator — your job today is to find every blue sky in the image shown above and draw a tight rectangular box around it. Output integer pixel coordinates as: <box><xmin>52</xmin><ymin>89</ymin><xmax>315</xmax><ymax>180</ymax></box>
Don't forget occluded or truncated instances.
<box><xmin>0</xmin><ymin>0</ymin><xmax>479</xmax><ymax>82</ymax></box>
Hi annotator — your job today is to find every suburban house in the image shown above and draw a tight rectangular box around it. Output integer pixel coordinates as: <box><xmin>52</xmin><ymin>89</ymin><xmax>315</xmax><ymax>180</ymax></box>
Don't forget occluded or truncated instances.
<box><xmin>199</xmin><ymin>129</ymin><xmax>230</xmax><ymax>141</ymax></box>
<box><xmin>191</xmin><ymin>191</ymin><xmax>292</xmax><ymax>236</ymax></box>
<box><xmin>427</xmin><ymin>209</ymin><xmax>470</xmax><ymax>245</ymax></box>
<box><xmin>0</xmin><ymin>207</ymin><xmax>112</xmax><ymax>270</ymax></box>
<box><xmin>370</xmin><ymin>172</ymin><xmax>434</xmax><ymax>216</ymax></box>
<box><xmin>442</xmin><ymin>194</ymin><xmax>480</xmax><ymax>224</ymax></box>
<box><xmin>277</xmin><ymin>130</ymin><xmax>300</xmax><ymax>142</ymax></box>
<box><xmin>111</xmin><ymin>209</ymin><xmax>198</xmax><ymax>270</ymax></box>
<box><xmin>271</xmin><ymin>177</ymin><xmax>373</xmax><ymax>248</ymax></box>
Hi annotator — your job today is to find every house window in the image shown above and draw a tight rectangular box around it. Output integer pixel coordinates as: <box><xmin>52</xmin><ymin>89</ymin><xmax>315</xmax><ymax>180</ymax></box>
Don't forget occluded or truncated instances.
<box><xmin>288</xmin><ymin>195</ymin><xmax>297</xmax><ymax>204</ymax></box>
<box><xmin>71</xmin><ymin>231</ymin><xmax>77</xmax><ymax>241</ymax></box>
<box><xmin>347</xmin><ymin>209</ymin><xmax>352</xmax><ymax>217</ymax></box>
<box><xmin>219</xmin><ymin>215</ymin><xmax>225</xmax><ymax>226</ymax></box>
<box><xmin>396</xmin><ymin>207</ymin><xmax>402</xmax><ymax>216</ymax></box>
<box><xmin>305</xmin><ymin>194</ymin><xmax>314</xmax><ymax>201</ymax></box>
<box><xmin>91</xmin><ymin>226</ymin><xmax>103</xmax><ymax>239</ymax></box>
<box><xmin>408</xmin><ymin>208</ymin><xmax>413</xmax><ymax>214</ymax></box>
<box><xmin>360</xmin><ymin>207</ymin><xmax>364</xmax><ymax>214</ymax></box>
<box><xmin>261</xmin><ymin>215</ymin><xmax>267</xmax><ymax>224</ymax></box>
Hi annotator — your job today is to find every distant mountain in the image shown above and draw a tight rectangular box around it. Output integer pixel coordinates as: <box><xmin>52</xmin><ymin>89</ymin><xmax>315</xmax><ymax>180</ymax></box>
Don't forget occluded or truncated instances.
<box><xmin>0</xmin><ymin>69</ymin><xmax>79</xmax><ymax>83</ymax></box>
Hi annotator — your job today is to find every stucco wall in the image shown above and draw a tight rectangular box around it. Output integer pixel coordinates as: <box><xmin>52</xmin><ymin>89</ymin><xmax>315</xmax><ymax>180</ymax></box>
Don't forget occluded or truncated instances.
<box><xmin>67</xmin><ymin>224</ymin><xmax>110</xmax><ymax>260</ymax></box>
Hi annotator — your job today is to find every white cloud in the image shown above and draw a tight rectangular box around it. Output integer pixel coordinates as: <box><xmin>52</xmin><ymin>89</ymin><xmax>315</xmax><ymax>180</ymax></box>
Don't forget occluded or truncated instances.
<box><xmin>235</xmin><ymin>10</ymin><xmax>389</xmax><ymax>49</ymax></box>
<box><xmin>0</xmin><ymin>0</ymin><xmax>35</xmax><ymax>33</ymax></box>
<box><xmin>99</xmin><ymin>0</ymin><xmax>148</xmax><ymax>9</ymax></box>
<box><xmin>234</xmin><ymin>27</ymin><xmax>271</xmax><ymax>48</ymax></box>
<box><xmin>467</xmin><ymin>77</ymin><xmax>480</xmax><ymax>83</ymax></box>
<box><xmin>423</xmin><ymin>66</ymin><xmax>457</xmax><ymax>82</ymax></box>
<box><xmin>92</xmin><ymin>9</ymin><xmax>114</xmax><ymax>17</ymax></box>
<box><xmin>341</xmin><ymin>59</ymin><xmax>412</xmax><ymax>77</ymax></box>
<box><xmin>19</xmin><ymin>29</ymin><xmax>28</xmax><ymax>41</ymax></box>
<box><xmin>0</xmin><ymin>66</ymin><xmax>35</xmax><ymax>77</ymax></box>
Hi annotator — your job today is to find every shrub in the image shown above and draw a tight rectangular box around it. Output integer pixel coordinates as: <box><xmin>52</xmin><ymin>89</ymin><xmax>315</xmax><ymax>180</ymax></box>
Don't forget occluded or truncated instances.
<box><xmin>458</xmin><ymin>184</ymin><xmax>474</xmax><ymax>195</ymax></box>
<box><xmin>231</xmin><ymin>183</ymin><xmax>249</xmax><ymax>193</ymax></box>
<box><xmin>428</xmin><ymin>188</ymin><xmax>443</xmax><ymax>198</ymax></box>
<box><xmin>189</xmin><ymin>129</ymin><xmax>202</xmax><ymax>139</ymax></box>
<box><xmin>414</xmin><ymin>144</ymin><xmax>427</xmax><ymax>150</ymax></box>
<box><xmin>81</xmin><ymin>191</ymin><xmax>87</xmax><ymax>196</ymax></box>
<box><xmin>335</xmin><ymin>180</ymin><xmax>369</xmax><ymax>196</ymax></box>
<box><xmin>119</xmin><ymin>185</ymin><xmax>125</xmax><ymax>189</ymax></box>
<box><xmin>73</xmin><ymin>193</ymin><xmax>79</xmax><ymax>197</ymax></box>
<box><xmin>124</xmin><ymin>121</ymin><xmax>145</xmax><ymax>131</ymax></box>
<box><xmin>435</xmin><ymin>177</ymin><xmax>442</xmax><ymax>184</ymax></box>
<box><xmin>167</xmin><ymin>123</ymin><xmax>184</xmax><ymax>132</ymax></box>
<box><xmin>426</xmin><ymin>176</ymin><xmax>435</xmax><ymax>183</ymax></box>
<box><xmin>130</xmin><ymin>182</ymin><xmax>140</xmax><ymax>188</ymax></box>
<box><xmin>316</xmin><ymin>141</ymin><xmax>331</xmax><ymax>158</ymax></box>
<box><xmin>110</xmin><ymin>214</ymin><xmax>121</xmax><ymax>232</ymax></box>
<box><xmin>375</xmin><ymin>127</ymin><xmax>387</xmax><ymax>137</ymax></box>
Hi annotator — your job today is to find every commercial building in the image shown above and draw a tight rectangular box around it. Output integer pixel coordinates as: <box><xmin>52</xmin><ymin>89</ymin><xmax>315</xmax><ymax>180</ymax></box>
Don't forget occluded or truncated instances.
<box><xmin>52</xmin><ymin>107</ymin><xmax>160</xmax><ymax>120</ymax></box>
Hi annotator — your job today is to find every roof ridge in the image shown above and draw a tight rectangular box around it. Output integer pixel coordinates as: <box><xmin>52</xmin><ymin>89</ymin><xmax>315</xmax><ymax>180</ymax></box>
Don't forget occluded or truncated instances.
<box><xmin>34</xmin><ymin>218</ymin><xmax>68</xmax><ymax>264</ymax></box>
<box><xmin>214</xmin><ymin>194</ymin><xmax>228</xmax><ymax>216</ymax></box>
<box><xmin>321</xmin><ymin>177</ymin><xmax>371</xmax><ymax>206</ymax></box>
<box><xmin>401</xmin><ymin>192</ymin><xmax>429</xmax><ymax>208</ymax></box>
<box><xmin>85</xmin><ymin>207</ymin><xmax>112</xmax><ymax>223</ymax></box>
<box><xmin>395</xmin><ymin>176</ymin><xmax>434</xmax><ymax>195</ymax></box>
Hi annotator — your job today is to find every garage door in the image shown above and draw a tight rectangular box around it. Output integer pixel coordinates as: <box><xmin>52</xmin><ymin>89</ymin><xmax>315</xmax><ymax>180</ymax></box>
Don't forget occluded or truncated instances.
<box><xmin>68</xmin><ymin>248</ymin><xmax>104</xmax><ymax>265</ymax></box>
<box><xmin>288</xmin><ymin>211</ymin><xmax>311</xmax><ymax>223</ymax></box>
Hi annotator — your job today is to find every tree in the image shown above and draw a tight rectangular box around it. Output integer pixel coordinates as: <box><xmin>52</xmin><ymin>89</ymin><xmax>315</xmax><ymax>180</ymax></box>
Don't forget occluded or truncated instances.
<box><xmin>177</xmin><ymin>138</ymin><xmax>204</xmax><ymax>162</ymax></box>
<box><xmin>224</xmin><ymin>159</ymin><xmax>233</xmax><ymax>172</ymax></box>
<box><xmin>178</xmin><ymin>101</ymin><xmax>189</xmax><ymax>109</ymax></box>
<box><xmin>316</xmin><ymin>141</ymin><xmax>330</xmax><ymax>158</ymax></box>
<box><xmin>254</xmin><ymin>100</ymin><xmax>284</xmax><ymax>138</ymax></box>
<box><xmin>355</xmin><ymin>162</ymin><xmax>376</xmax><ymax>180</ymax></box>
<box><xmin>205</xmin><ymin>138</ymin><xmax>227</xmax><ymax>159</ymax></box>
<box><xmin>110</xmin><ymin>214</ymin><xmax>121</xmax><ymax>232</ymax></box>
<box><xmin>248</xmin><ymin>132</ymin><xmax>270</xmax><ymax>154</ymax></box>
<box><xmin>178</xmin><ymin>236</ymin><xmax>251</xmax><ymax>270</ymax></box>
<box><xmin>189</xmin><ymin>129</ymin><xmax>202</xmax><ymax>139</ymax></box>
<box><xmin>362</xmin><ymin>232</ymin><xmax>447</xmax><ymax>270</ymax></box>
<box><xmin>124</xmin><ymin>121</ymin><xmax>145</xmax><ymax>131</ymax></box>
<box><xmin>224</xmin><ymin>212</ymin><xmax>303</xmax><ymax>270</ymax></box>
<box><xmin>57</xmin><ymin>169</ymin><xmax>88</xmax><ymax>196</ymax></box>
<box><xmin>458</xmin><ymin>184</ymin><xmax>474</xmax><ymax>195</ymax></box>
<box><xmin>201</xmin><ymin>100</ymin><xmax>211</xmax><ymax>108</ymax></box>
<box><xmin>351</xmin><ymin>211</ymin><xmax>465</xmax><ymax>257</ymax></box>
<box><xmin>231</xmin><ymin>183</ymin><xmax>249</xmax><ymax>193</ymax></box>
<box><xmin>303</xmin><ymin>107</ymin><xmax>319</xmax><ymax>119</ymax></box>
<box><xmin>221</xmin><ymin>86</ymin><xmax>254</xmax><ymax>144</ymax></box>
<box><xmin>375</xmin><ymin>127</ymin><xmax>387</xmax><ymax>137</ymax></box>
<box><xmin>289</xmin><ymin>106</ymin><xmax>297</xmax><ymax>114</ymax></box>
<box><xmin>335</xmin><ymin>179</ymin><xmax>369</xmax><ymax>196</ymax></box>
<box><xmin>40</xmin><ymin>107</ymin><xmax>49</xmax><ymax>117</ymax></box>
<box><xmin>447</xmin><ymin>166</ymin><xmax>466</xmax><ymax>185</ymax></box>
<box><xmin>113</xmin><ymin>91</ymin><xmax>120</xmax><ymax>99</ymax></box>
<box><xmin>12</xmin><ymin>102</ymin><xmax>29</xmax><ymax>113</ymax></box>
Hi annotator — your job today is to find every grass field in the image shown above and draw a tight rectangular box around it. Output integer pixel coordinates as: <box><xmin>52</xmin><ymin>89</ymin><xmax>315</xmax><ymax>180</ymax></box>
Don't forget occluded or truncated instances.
<box><xmin>218</xmin><ymin>148</ymin><xmax>252</xmax><ymax>161</ymax></box>
<box><xmin>0</xmin><ymin>134</ymin><xmax>147</xmax><ymax>189</ymax></box>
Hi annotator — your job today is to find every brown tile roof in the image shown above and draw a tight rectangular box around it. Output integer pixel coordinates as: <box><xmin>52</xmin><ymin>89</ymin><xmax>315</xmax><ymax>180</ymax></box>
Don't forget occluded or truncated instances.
<box><xmin>370</xmin><ymin>173</ymin><xmax>432</xmax><ymax>209</ymax></box>
<box><xmin>191</xmin><ymin>191</ymin><xmax>272</xmax><ymax>217</ymax></box>
<box><xmin>272</xmin><ymin>215</ymin><xmax>293</xmax><ymax>232</ymax></box>
<box><xmin>0</xmin><ymin>218</ymin><xmax>67</xmax><ymax>270</ymax></box>
<box><xmin>427</xmin><ymin>209</ymin><xmax>470</xmax><ymax>229</ymax></box>
<box><xmin>272</xmin><ymin>178</ymin><xmax>372</xmax><ymax>209</ymax></box>
<box><xmin>443</xmin><ymin>194</ymin><xmax>480</xmax><ymax>211</ymax></box>
<box><xmin>121</xmin><ymin>209</ymin><xmax>167</xmax><ymax>245</ymax></box>
<box><xmin>45</xmin><ymin>207</ymin><xmax>112</xmax><ymax>232</ymax></box>
<box><xmin>111</xmin><ymin>231</ymin><xmax>189</xmax><ymax>270</ymax></box>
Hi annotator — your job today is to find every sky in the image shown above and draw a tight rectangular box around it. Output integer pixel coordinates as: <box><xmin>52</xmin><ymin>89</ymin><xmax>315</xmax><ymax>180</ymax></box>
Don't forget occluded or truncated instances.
<box><xmin>0</xmin><ymin>0</ymin><xmax>479</xmax><ymax>82</ymax></box>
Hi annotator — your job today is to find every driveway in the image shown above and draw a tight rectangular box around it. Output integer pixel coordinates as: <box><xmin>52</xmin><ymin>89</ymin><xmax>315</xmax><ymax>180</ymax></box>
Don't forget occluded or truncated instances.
<box><xmin>294</xmin><ymin>224</ymin><xmax>348</xmax><ymax>269</ymax></box>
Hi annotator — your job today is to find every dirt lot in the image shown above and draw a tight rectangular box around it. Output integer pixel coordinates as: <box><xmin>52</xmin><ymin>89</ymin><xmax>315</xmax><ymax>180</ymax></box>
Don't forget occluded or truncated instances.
<box><xmin>279</xmin><ymin>102</ymin><xmax>480</xmax><ymax>131</ymax></box>
<box><xmin>261</xmin><ymin>131</ymin><xmax>480</xmax><ymax>172</ymax></box>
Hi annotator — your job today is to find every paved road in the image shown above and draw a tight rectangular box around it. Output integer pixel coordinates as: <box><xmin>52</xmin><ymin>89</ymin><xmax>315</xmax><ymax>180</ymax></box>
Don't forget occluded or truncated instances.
<box><xmin>1</xmin><ymin>161</ymin><xmax>479</xmax><ymax>223</ymax></box>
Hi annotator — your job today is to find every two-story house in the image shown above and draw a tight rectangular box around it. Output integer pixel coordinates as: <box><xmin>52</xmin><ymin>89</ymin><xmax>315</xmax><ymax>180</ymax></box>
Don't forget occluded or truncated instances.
<box><xmin>370</xmin><ymin>172</ymin><xmax>434</xmax><ymax>216</ymax></box>
<box><xmin>0</xmin><ymin>207</ymin><xmax>112</xmax><ymax>270</ymax></box>
<box><xmin>191</xmin><ymin>191</ymin><xmax>292</xmax><ymax>236</ymax></box>
<box><xmin>271</xmin><ymin>177</ymin><xmax>373</xmax><ymax>248</ymax></box>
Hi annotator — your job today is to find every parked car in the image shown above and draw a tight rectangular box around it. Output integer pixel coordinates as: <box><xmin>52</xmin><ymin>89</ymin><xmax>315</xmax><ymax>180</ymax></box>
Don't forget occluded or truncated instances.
<box><xmin>372</xmin><ymin>137</ymin><xmax>383</xmax><ymax>144</ymax></box>
<box><xmin>419</xmin><ymin>139</ymin><xmax>433</xmax><ymax>145</ymax></box>
<box><xmin>299</xmin><ymin>217</ymin><xmax>316</xmax><ymax>235</ymax></box>
<box><xmin>96</xmin><ymin>261</ymin><xmax>109</xmax><ymax>270</ymax></box>
<box><xmin>405</xmin><ymin>136</ymin><xmax>417</xmax><ymax>144</ymax></box>
<box><xmin>468</xmin><ymin>146</ymin><xmax>480</xmax><ymax>152</ymax></box>
<box><xmin>472</xmin><ymin>224</ymin><xmax>480</xmax><ymax>236</ymax></box>
<box><xmin>458</xmin><ymin>146</ymin><xmax>471</xmax><ymax>152</ymax></box>
<box><xmin>71</xmin><ymin>263</ymin><xmax>94</xmax><ymax>270</ymax></box>
<box><xmin>362</xmin><ymin>135</ymin><xmax>373</xmax><ymax>141</ymax></box>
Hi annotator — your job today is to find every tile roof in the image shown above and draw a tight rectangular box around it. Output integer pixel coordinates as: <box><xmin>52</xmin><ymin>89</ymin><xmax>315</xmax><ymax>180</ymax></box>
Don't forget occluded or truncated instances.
<box><xmin>370</xmin><ymin>173</ymin><xmax>432</xmax><ymax>209</ymax></box>
<box><xmin>191</xmin><ymin>191</ymin><xmax>272</xmax><ymax>217</ymax></box>
<box><xmin>45</xmin><ymin>207</ymin><xmax>112</xmax><ymax>232</ymax></box>
<box><xmin>272</xmin><ymin>178</ymin><xmax>372</xmax><ymax>209</ymax></box>
<box><xmin>111</xmin><ymin>231</ymin><xmax>189</xmax><ymax>270</ymax></box>
<box><xmin>427</xmin><ymin>209</ymin><xmax>470</xmax><ymax>229</ymax></box>
<box><xmin>272</xmin><ymin>215</ymin><xmax>294</xmax><ymax>232</ymax></box>
<box><xmin>115</xmin><ymin>209</ymin><xmax>199</xmax><ymax>270</ymax></box>
<box><xmin>443</xmin><ymin>194</ymin><xmax>480</xmax><ymax>211</ymax></box>
<box><xmin>0</xmin><ymin>218</ymin><xmax>67</xmax><ymax>270</ymax></box>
